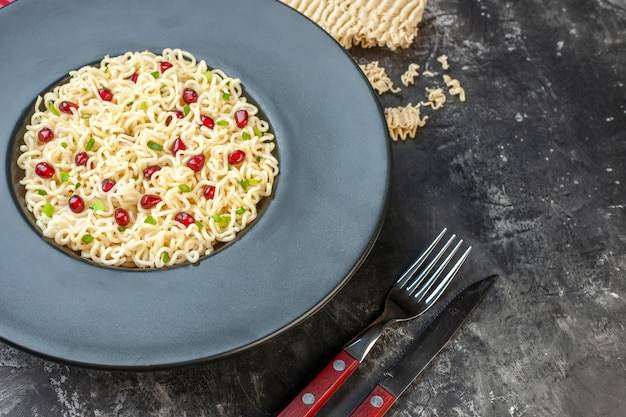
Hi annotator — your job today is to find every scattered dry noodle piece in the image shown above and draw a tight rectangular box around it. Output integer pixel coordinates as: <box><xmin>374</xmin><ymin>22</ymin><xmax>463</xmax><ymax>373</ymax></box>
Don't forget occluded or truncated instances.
<box><xmin>385</xmin><ymin>103</ymin><xmax>428</xmax><ymax>141</ymax></box>
<box><xmin>443</xmin><ymin>74</ymin><xmax>466</xmax><ymax>102</ymax></box>
<box><xmin>359</xmin><ymin>61</ymin><xmax>401</xmax><ymax>94</ymax></box>
<box><xmin>280</xmin><ymin>0</ymin><xmax>428</xmax><ymax>50</ymax></box>
<box><xmin>420</xmin><ymin>87</ymin><xmax>447</xmax><ymax>110</ymax></box>
<box><xmin>436</xmin><ymin>54</ymin><xmax>450</xmax><ymax>70</ymax></box>
<box><xmin>422</xmin><ymin>70</ymin><xmax>435</xmax><ymax>77</ymax></box>
<box><xmin>401</xmin><ymin>63</ymin><xmax>421</xmax><ymax>86</ymax></box>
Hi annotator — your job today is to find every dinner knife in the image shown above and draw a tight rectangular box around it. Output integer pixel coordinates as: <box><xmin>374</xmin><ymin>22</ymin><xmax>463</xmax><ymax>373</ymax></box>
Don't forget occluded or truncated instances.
<box><xmin>347</xmin><ymin>275</ymin><xmax>498</xmax><ymax>417</ymax></box>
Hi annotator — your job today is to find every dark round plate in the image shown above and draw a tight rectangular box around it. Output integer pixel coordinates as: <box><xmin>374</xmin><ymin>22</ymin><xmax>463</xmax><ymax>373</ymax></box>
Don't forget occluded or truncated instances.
<box><xmin>0</xmin><ymin>0</ymin><xmax>390</xmax><ymax>369</ymax></box>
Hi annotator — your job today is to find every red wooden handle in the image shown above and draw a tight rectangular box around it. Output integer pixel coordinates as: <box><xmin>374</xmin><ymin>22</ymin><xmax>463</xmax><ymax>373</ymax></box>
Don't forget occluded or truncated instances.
<box><xmin>278</xmin><ymin>349</ymin><xmax>360</xmax><ymax>417</ymax></box>
<box><xmin>348</xmin><ymin>385</ymin><xmax>397</xmax><ymax>417</ymax></box>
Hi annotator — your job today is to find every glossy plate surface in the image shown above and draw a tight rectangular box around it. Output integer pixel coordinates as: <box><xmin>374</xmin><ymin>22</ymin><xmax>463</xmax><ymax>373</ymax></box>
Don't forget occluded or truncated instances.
<box><xmin>0</xmin><ymin>0</ymin><xmax>390</xmax><ymax>369</ymax></box>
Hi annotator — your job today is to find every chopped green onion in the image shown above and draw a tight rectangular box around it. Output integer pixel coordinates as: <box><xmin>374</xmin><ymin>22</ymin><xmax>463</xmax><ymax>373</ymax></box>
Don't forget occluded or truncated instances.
<box><xmin>249</xmin><ymin>179</ymin><xmax>259</xmax><ymax>185</ymax></box>
<box><xmin>178</xmin><ymin>184</ymin><xmax>191</xmax><ymax>193</ymax></box>
<box><xmin>60</xmin><ymin>171</ymin><xmax>70</xmax><ymax>183</ymax></box>
<box><xmin>118</xmin><ymin>226</ymin><xmax>127</xmax><ymax>232</ymax></box>
<box><xmin>183</xmin><ymin>105</ymin><xmax>191</xmax><ymax>116</ymax></box>
<box><xmin>216</xmin><ymin>120</ymin><xmax>229</xmax><ymax>126</ymax></box>
<box><xmin>48</xmin><ymin>104</ymin><xmax>60</xmax><ymax>116</ymax></box>
<box><xmin>86</xmin><ymin>137</ymin><xmax>96</xmax><ymax>151</ymax></box>
<box><xmin>151</xmin><ymin>71</ymin><xmax>160</xmax><ymax>79</ymax></box>
<box><xmin>253</xmin><ymin>127</ymin><xmax>263</xmax><ymax>137</ymax></box>
<box><xmin>256</xmin><ymin>156</ymin><xmax>262</xmax><ymax>162</ymax></box>
<box><xmin>81</xmin><ymin>234</ymin><xmax>94</xmax><ymax>243</ymax></box>
<box><xmin>141</xmin><ymin>101</ymin><xmax>148</xmax><ymax>111</ymax></box>
<box><xmin>43</xmin><ymin>202</ymin><xmax>54</xmax><ymax>217</ymax></box>
<box><xmin>194</xmin><ymin>221</ymin><xmax>203</xmax><ymax>230</ymax></box>
<box><xmin>236</xmin><ymin>207</ymin><xmax>246</xmax><ymax>215</ymax></box>
<box><xmin>162</xmin><ymin>252</ymin><xmax>170</xmax><ymax>263</ymax></box>
<box><xmin>75</xmin><ymin>182</ymin><xmax>81</xmax><ymax>189</ymax></box>
<box><xmin>61</xmin><ymin>142</ymin><xmax>68</xmax><ymax>149</ymax></box>
<box><xmin>222</xmin><ymin>92</ymin><xmax>231</xmax><ymax>101</ymax></box>
<box><xmin>90</xmin><ymin>199</ymin><xmax>105</xmax><ymax>213</ymax></box>
<box><xmin>81</xmin><ymin>113</ymin><xmax>92</xmax><ymax>119</ymax></box>
<box><xmin>37</xmin><ymin>189</ymin><xmax>47</xmax><ymax>196</ymax></box>
<box><xmin>239</xmin><ymin>179</ymin><xmax>250</xmax><ymax>190</ymax></box>
<box><xmin>126</xmin><ymin>101</ymin><xmax>134</xmax><ymax>106</ymax></box>
<box><xmin>212</xmin><ymin>214</ymin><xmax>230</xmax><ymax>227</ymax></box>
<box><xmin>144</xmin><ymin>216</ymin><xmax>157</xmax><ymax>225</ymax></box>
<box><xmin>147</xmin><ymin>141</ymin><xmax>163</xmax><ymax>151</ymax></box>
<box><xmin>226</xmin><ymin>81</ymin><xmax>231</xmax><ymax>86</ymax></box>
<box><xmin>241</xmin><ymin>131</ymin><xmax>251</xmax><ymax>141</ymax></box>
<box><xmin>103</xmin><ymin>65</ymin><xmax>109</xmax><ymax>74</ymax></box>
<box><xmin>204</xmin><ymin>70</ymin><xmax>213</xmax><ymax>82</ymax></box>
<box><xmin>133</xmin><ymin>176</ymin><xmax>139</xmax><ymax>181</ymax></box>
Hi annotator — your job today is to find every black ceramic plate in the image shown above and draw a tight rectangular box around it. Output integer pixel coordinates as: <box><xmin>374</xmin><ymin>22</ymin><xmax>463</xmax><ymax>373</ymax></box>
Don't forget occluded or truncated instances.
<box><xmin>0</xmin><ymin>0</ymin><xmax>390</xmax><ymax>369</ymax></box>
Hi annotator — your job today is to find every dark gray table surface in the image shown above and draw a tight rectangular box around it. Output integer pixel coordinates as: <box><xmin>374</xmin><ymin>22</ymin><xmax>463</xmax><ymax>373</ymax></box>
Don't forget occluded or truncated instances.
<box><xmin>1</xmin><ymin>0</ymin><xmax>624</xmax><ymax>416</ymax></box>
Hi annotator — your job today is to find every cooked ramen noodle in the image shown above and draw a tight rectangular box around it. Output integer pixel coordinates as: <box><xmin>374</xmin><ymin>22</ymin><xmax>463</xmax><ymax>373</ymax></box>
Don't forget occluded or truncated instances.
<box><xmin>18</xmin><ymin>49</ymin><xmax>279</xmax><ymax>268</ymax></box>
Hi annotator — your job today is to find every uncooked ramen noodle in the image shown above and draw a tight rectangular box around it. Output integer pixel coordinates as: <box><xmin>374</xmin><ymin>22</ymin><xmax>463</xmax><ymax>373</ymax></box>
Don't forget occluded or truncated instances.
<box><xmin>18</xmin><ymin>49</ymin><xmax>279</xmax><ymax>268</ymax></box>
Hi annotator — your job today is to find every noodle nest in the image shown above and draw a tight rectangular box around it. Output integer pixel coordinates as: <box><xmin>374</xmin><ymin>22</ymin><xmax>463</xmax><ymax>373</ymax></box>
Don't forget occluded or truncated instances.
<box><xmin>18</xmin><ymin>49</ymin><xmax>279</xmax><ymax>268</ymax></box>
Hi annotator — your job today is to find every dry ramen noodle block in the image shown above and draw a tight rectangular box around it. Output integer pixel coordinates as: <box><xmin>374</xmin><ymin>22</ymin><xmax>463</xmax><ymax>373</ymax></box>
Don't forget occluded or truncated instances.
<box><xmin>18</xmin><ymin>49</ymin><xmax>279</xmax><ymax>268</ymax></box>
<box><xmin>401</xmin><ymin>63</ymin><xmax>421</xmax><ymax>87</ymax></box>
<box><xmin>280</xmin><ymin>0</ymin><xmax>427</xmax><ymax>50</ymax></box>
<box><xmin>358</xmin><ymin>61</ymin><xmax>400</xmax><ymax>94</ymax></box>
<box><xmin>384</xmin><ymin>103</ymin><xmax>427</xmax><ymax>141</ymax></box>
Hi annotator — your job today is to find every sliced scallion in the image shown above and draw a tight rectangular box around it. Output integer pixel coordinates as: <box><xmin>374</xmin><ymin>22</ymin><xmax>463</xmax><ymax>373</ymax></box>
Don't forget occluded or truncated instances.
<box><xmin>151</xmin><ymin>71</ymin><xmax>160</xmax><ymax>79</ymax></box>
<box><xmin>241</xmin><ymin>131</ymin><xmax>251</xmax><ymax>141</ymax></box>
<box><xmin>86</xmin><ymin>137</ymin><xmax>96</xmax><ymax>151</ymax></box>
<box><xmin>216</xmin><ymin>120</ymin><xmax>229</xmax><ymax>126</ymax></box>
<box><xmin>90</xmin><ymin>199</ymin><xmax>105</xmax><ymax>213</ymax></box>
<box><xmin>37</xmin><ymin>189</ymin><xmax>47</xmax><ymax>196</ymax></box>
<box><xmin>204</xmin><ymin>70</ymin><xmax>213</xmax><ymax>82</ymax></box>
<box><xmin>61</xmin><ymin>142</ymin><xmax>68</xmax><ymax>149</ymax></box>
<box><xmin>178</xmin><ymin>184</ymin><xmax>191</xmax><ymax>193</ymax></box>
<box><xmin>75</xmin><ymin>182</ymin><xmax>81</xmax><ymax>189</ymax></box>
<box><xmin>144</xmin><ymin>216</ymin><xmax>157</xmax><ymax>225</ymax></box>
<box><xmin>147</xmin><ymin>141</ymin><xmax>163</xmax><ymax>151</ymax></box>
<box><xmin>48</xmin><ymin>104</ymin><xmax>60</xmax><ymax>116</ymax></box>
<box><xmin>236</xmin><ymin>207</ymin><xmax>246</xmax><ymax>215</ymax></box>
<box><xmin>222</xmin><ymin>92</ymin><xmax>231</xmax><ymax>101</ymax></box>
<box><xmin>253</xmin><ymin>127</ymin><xmax>263</xmax><ymax>138</ymax></box>
<box><xmin>60</xmin><ymin>172</ymin><xmax>69</xmax><ymax>183</ymax></box>
<box><xmin>183</xmin><ymin>105</ymin><xmax>191</xmax><ymax>116</ymax></box>
<box><xmin>141</xmin><ymin>101</ymin><xmax>148</xmax><ymax>111</ymax></box>
<box><xmin>81</xmin><ymin>234</ymin><xmax>94</xmax><ymax>243</ymax></box>
<box><xmin>239</xmin><ymin>179</ymin><xmax>250</xmax><ymax>190</ymax></box>
<box><xmin>162</xmin><ymin>252</ymin><xmax>170</xmax><ymax>263</ymax></box>
<box><xmin>43</xmin><ymin>202</ymin><xmax>54</xmax><ymax>218</ymax></box>
<box><xmin>194</xmin><ymin>221</ymin><xmax>203</xmax><ymax>230</ymax></box>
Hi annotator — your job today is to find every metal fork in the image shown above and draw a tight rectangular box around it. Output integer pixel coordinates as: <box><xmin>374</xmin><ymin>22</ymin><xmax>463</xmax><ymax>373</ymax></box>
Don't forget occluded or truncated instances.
<box><xmin>278</xmin><ymin>228</ymin><xmax>472</xmax><ymax>417</ymax></box>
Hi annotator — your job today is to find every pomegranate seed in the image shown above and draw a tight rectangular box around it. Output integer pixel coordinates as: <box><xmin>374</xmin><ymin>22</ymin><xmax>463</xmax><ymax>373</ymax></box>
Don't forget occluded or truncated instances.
<box><xmin>182</xmin><ymin>88</ymin><xmax>198</xmax><ymax>104</ymax></box>
<box><xmin>175</xmin><ymin>212</ymin><xmax>195</xmax><ymax>227</ymax></box>
<box><xmin>59</xmin><ymin>101</ymin><xmax>79</xmax><ymax>114</ymax></box>
<box><xmin>234</xmin><ymin>109</ymin><xmax>248</xmax><ymax>128</ymax></box>
<box><xmin>38</xmin><ymin>127</ymin><xmax>54</xmax><ymax>143</ymax></box>
<box><xmin>143</xmin><ymin>165</ymin><xmax>161</xmax><ymax>179</ymax></box>
<box><xmin>74</xmin><ymin>152</ymin><xmax>89</xmax><ymax>166</ymax></box>
<box><xmin>129</xmin><ymin>73</ymin><xmax>139</xmax><ymax>83</ymax></box>
<box><xmin>171</xmin><ymin>137</ymin><xmax>187</xmax><ymax>154</ymax></box>
<box><xmin>228</xmin><ymin>150</ymin><xmax>246</xmax><ymax>165</ymax></box>
<box><xmin>35</xmin><ymin>162</ymin><xmax>55</xmax><ymax>178</ymax></box>
<box><xmin>165</xmin><ymin>115</ymin><xmax>173</xmax><ymax>126</ymax></box>
<box><xmin>68</xmin><ymin>195</ymin><xmax>85</xmax><ymax>213</ymax></box>
<box><xmin>114</xmin><ymin>208</ymin><xmax>130</xmax><ymax>227</ymax></box>
<box><xmin>140</xmin><ymin>194</ymin><xmax>161</xmax><ymax>209</ymax></box>
<box><xmin>200</xmin><ymin>115</ymin><xmax>215</xmax><ymax>129</ymax></box>
<box><xmin>102</xmin><ymin>178</ymin><xmax>116</xmax><ymax>192</ymax></box>
<box><xmin>160</xmin><ymin>61</ymin><xmax>173</xmax><ymax>72</ymax></box>
<box><xmin>203</xmin><ymin>185</ymin><xmax>216</xmax><ymax>200</ymax></box>
<box><xmin>187</xmin><ymin>154</ymin><xmax>205</xmax><ymax>171</ymax></box>
<box><xmin>98</xmin><ymin>88</ymin><xmax>113</xmax><ymax>102</ymax></box>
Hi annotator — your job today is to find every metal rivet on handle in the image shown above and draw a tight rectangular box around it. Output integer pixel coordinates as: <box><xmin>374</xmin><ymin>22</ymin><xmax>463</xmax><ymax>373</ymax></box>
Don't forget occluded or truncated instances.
<box><xmin>302</xmin><ymin>393</ymin><xmax>315</xmax><ymax>405</ymax></box>
<box><xmin>333</xmin><ymin>359</ymin><xmax>346</xmax><ymax>372</ymax></box>
<box><xmin>370</xmin><ymin>395</ymin><xmax>384</xmax><ymax>408</ymax></box>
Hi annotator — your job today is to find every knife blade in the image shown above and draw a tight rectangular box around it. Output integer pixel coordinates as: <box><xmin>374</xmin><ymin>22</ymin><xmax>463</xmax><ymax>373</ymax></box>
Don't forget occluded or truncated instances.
<box><xmin>347</xmin><ymin>275</ymin><xmax>498</xmax><ymax>417</ymax></box>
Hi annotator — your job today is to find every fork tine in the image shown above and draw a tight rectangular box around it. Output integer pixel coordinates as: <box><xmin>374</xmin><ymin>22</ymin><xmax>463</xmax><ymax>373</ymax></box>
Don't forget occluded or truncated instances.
<box><xmin>396</xmin><ymin>228</ymin><xmax>447</xmax><ymax>288</ymax></box>
<box><xmin>405</xmin><ymin>234</ymin><xmax>457</xmax><ymax>294</ymax></box>
<box><xmin>424</xmin><ymin>245</ymin><xmax>472</xmax><ymax>304</ymax></box>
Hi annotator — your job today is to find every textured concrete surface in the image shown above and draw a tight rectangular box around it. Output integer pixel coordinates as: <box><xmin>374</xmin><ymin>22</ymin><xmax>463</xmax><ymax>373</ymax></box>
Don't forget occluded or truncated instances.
<box><xmin>1</xmin><ymin>0</ymin><xmax>625</xmax><ymax>416</ymax></box>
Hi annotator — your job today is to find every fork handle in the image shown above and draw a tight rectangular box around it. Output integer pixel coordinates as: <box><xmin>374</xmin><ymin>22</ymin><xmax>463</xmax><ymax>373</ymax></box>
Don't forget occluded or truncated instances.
<box><xmin>277</xmin><ymin>349</ymin><xmax>359</xmax><ymax>417</ymax></box>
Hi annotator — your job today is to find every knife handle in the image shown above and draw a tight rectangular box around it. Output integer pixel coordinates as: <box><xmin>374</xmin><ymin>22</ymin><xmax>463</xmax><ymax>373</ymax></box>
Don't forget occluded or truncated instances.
<box><xmin>348</xmin><ymin>384</ymin><xmax>397</xmax><ymax>417</ymax></box>
<box><xmin>277</xmin><ymin>349</ymin><xmax>359</xmax><ymax>417</ymax></box>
